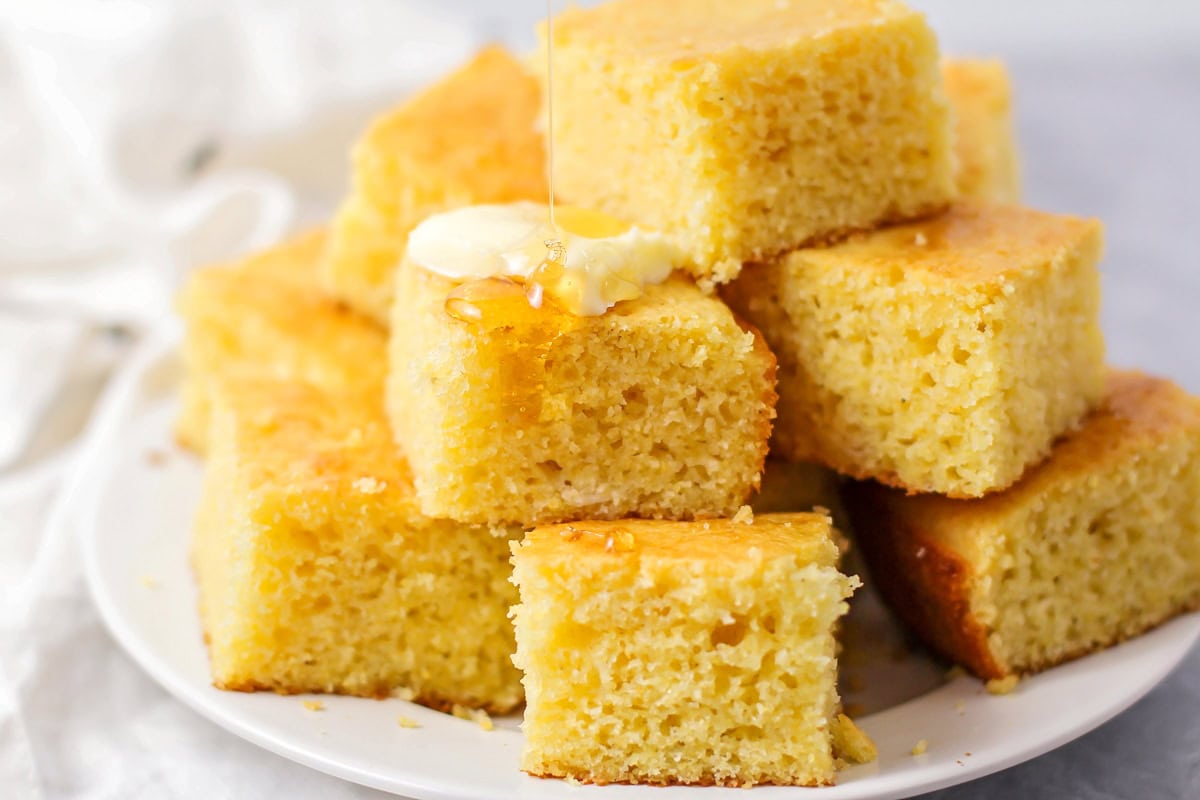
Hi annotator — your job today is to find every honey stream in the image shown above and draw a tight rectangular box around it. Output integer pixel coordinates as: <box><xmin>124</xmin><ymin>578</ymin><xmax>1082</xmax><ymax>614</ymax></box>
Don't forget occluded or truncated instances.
<box><xmin>442</xmin><ymin>0</ymin><xmax>571</xmax><ymax>427</ymax></box>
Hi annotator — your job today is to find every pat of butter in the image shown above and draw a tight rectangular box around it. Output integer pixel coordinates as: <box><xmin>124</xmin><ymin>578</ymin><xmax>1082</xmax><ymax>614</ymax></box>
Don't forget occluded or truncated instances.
<box><xmin>406</xmin><ymin>202</ymin><xmax>679</xmax><ymax>315</ymax></box>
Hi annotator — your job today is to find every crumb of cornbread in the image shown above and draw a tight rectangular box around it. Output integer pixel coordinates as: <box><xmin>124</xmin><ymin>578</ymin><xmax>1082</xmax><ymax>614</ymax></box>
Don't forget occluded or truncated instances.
<box><xmin>724</xmin><ymin>202</ymin><xmax>1105</xmax><ymax>497</ymax></box>
<box><xmin>831</xmin><ymin>714</ymin><xmax>878</xmax><ymax>765</ymax></box>
<box><xmin>451</xmin><ymin>705</ymin><xmax>495</xmax><ymax>731</ymax></box>
<box><xmin>986</xmin><ymin>676</ymin><xmax>1020</xmax><ymax>695</ymax></box>
<box><xmin>844</xmin><ymin>371</ymin><xmax>1200</xmax><ymax>679</ymax></box>
<box><xmin>943</xmin><ymin>58</ymin><xmax>1020</xmax><ymax>203</ymax></box>
<box><xmin>193</xmin><ymin>378</ymin><xmax>523</xmax><ymax>712</ymax></box>
<box><xmin>912</xmin><ymin>739</ymin><xmax>929</xmax><ymax>756</ymax></box>
<box><xmin>302</xmin><ymin>700</ymin><xmax>325</xmax><ymax>712</ymax></box>
<box><xmin>511</xmin><ymin>514</ymin><xmax>858</xmax><ymax>787</ymax></box>
<box><xmin>537</xmin><ymin>0</ymin><xmax>955</xmax><ymax>283</ymax></box>
<box><xmin>175</xmin><ymin>229</ymin><xmax>384</xmax><ymax>454</ymax></box>
<box><xmin>324</xmin><ymin>46</ymin><xmax>545</xmax><ymax>322</ymax></box>
<box><xmin>397</xmin><ymin>716</ymin><xmax>421</xmax><ymax>729</ymax></box>
<box><xmin>388</xmin><ymin>261</ymin><xmax>777</xmax><ymax>525</ymax></box>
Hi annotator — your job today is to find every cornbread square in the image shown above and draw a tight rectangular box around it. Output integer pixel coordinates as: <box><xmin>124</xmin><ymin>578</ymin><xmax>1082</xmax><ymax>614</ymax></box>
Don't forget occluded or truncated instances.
<box><xmin>176</xmin><ymin>230</ymin><xmax>384</xmax><ymax>453</ymax></box>
<box><xmin>194</xmin><ymin>378</ymin><xmax>523</xmax><ymax>710</ymax></box>
<box><xmin>723</xmin><ymin>202</ymin><xmax>1105</xmax><ymax>497</ymax></box>
<box><xmin>388</xmin><ymin>261</ymin><xmax>777</xmax><ymax>525</ymax></box>
<box><xmin>943</xmin><ymin>59</ymin><xmax>1020</xmax><ymax>202</ymax></box>
<box><xmin>325</xmin><ymin>46</ymin><xmax>546</xmax><ymax>322</ymax></box>
<box><xmin>844</xmin><ymin>371</ymin><xmax>1200</xmax><ymax>679</ymax></box>
<box><xmin>540</xmin><ymin>0</ymin><xmax>955</xmax><ymax>283</ymax></box>
<box><xmin>511</xmin><ymin>514</ymin><xmax>858</xmax><ymax>786</ymax></box>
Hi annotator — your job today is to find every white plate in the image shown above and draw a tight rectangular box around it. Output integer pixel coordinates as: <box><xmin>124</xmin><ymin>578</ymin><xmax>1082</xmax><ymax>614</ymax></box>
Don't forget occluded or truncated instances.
<box><xmin>81</xmin><ymin>331</ymin><xmax>1200</xmax><ymax>800</ymax></box>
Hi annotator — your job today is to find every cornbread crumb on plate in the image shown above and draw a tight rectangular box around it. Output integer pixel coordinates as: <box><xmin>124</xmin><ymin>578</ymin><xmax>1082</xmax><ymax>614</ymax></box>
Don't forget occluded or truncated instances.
<box><xmin>845</xmin><ymin>371</ymin><xmax>1200</xmax><ymax>679</ymax></box>
<box><xmin>986</xmin><ymin>676</ymin><xmax>1020</xmax><ymax>695</ymax></box>
<box><xmin>389</xmin><ymin>261</ymin><xmax>777</xmax><ymax>525</ymax></box>
<box><xmin>397</xmin><ymin>716</ymin><xmax>421</xmax><ymax>729</ymax></box>
<box><xmin>831</xmin><ymin>713</ymin><xmax>878</xmax><ymax>765</ymax></box>
<box><xmin>324</xmin><ymin>46</ymin><xmax>545</xmax><ymax>322</ymax></box>
<box><xmin>511</xmin><ymin>514</ymin><xmax>858</xmax><ymax>787</ymax></box>
<box><xmin>912</xmin><ymin>739</ymin><xmax>929</xmax><ymax>756</ymax></box>
<box><xmin>451</xmin><ymin>705</ymin><xmax>495</xmax><ymax>731</ymax></box>
<box><xmin>175</xmin><ymin>229</ymin><xmax>383</xmax><ymax>454</ymax></box>
<box><xmin>303</xmin><ymin>700</ymin><xmax>325</xmax><ymax>712</ymax></box>
<box><xmin>725</xmin><ymin>201</ymin><xmax>1105</xmax><ymax>497</ymax></box>
<box><xmin>539</xmin><ymin>0</ymin><xmax>954</xmax><ymax>283</ymax></box>
<box><xmin>943</xmin><ymin>58</ymin><xmax>1021</xmax><ymax>203</ymax></box>
<box><xmin>193</xmin><ymin>378</ymin><xmax>523</xmax><ymax>711</ymax></box>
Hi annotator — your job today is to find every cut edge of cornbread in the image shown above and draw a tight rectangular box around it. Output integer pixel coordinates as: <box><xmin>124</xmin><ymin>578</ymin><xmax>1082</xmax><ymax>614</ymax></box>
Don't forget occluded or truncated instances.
<box><xmin>844</xmin><ymin>370</ymin><xmax>1200</xmax><ymax>679</ymax></box>
<box><xmin>724</xmin><ymin>201</ymin><xmax>1106</xmax><ymax>498</ymax></box>
<box><xmin>192</xmin><ymin>375</ymin><xmax>524</xmax><ymax>712</ymax></box>
<box><xmin>538</xmin><ymin>0</ymin><xmax>956</xmax><ymax>284</ymax></box>
<box><xmin>511</xmin><ymin>513</ymin><xmax>858</xmax><ymax>787</ymax></box>
<box><xmin>388</xmin><ymin>262</ymin><xmax>777</xmax><ymax>525</ymax></box>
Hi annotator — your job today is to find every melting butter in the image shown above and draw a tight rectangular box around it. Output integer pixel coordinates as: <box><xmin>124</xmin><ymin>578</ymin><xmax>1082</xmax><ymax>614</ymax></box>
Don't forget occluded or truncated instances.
<box><xmin>407</xmin><ymin>201</ymin><xmax>679</xmax><ymax>315</ymax></box>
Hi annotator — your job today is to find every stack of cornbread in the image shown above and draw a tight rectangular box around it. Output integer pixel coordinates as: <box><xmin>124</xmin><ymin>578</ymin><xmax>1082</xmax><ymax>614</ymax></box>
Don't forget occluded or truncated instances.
<box><xmin>179</xmin><ymin>0</ymin><xmax>1200</xmax><ymax>789</ymax></box>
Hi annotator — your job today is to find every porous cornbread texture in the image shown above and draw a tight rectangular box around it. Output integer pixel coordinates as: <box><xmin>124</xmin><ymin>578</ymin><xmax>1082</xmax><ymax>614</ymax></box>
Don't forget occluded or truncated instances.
<box><xmin>943</xmin><ymin>59</ymin><xmax>1020</xmax><ymax>202</ymax></box>
<box><xmin>175</xmin><ymin>230</ymin><xmax>384</xmax><ymax>453</ymax></box>
<box><xmin>844</xmin><ymin>371</ymin><xmax>1200</xmax><ymax>679</ymax></box>
<box><xmin>539</xmin><ymin>0</ymin><xmax>955</xmax><ymax>283</ymax></box>
<box><xmin>324</xmin><ymin>46</ymin><xmax>546</xmax><ymax>322</ymax></box>
<box><xmin>511</xmin><ymin>514</ymin><xmax>858</xmax><ymax>786</ymax></box>
<box><xmin>723</xmin><ymin>202</ymin><xmax>1106</xmax><ymax>497</ymax></box>
<box><xmin>388</xmin><ymin>261</ymin><xmax>777</xmax><ymax>525</ymax></box>
<box><xmin>194</xmin><ymin>378</ymin><xmax>523</xmax><ymax>710</ymax></box>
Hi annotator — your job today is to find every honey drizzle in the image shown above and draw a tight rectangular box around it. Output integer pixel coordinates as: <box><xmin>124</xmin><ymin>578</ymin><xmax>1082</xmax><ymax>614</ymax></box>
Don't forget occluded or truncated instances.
<box><xmin>546</xmin><ymin>0</ymin><xmax>556</xmax><ymax>230</ymax></box>
<box><xmin>444</xmin><ymin>276</ymin><xmax>576</xmax><ymax>426</ymax></box>
<box><xmin>437</xmin><ymin>1</ymin><xmax>572</xmax><ymax>427</ymax></box>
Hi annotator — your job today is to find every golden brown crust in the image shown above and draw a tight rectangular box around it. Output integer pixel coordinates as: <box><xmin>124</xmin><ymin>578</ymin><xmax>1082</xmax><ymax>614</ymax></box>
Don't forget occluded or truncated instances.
<box><xmin>213</xmin><ymin>678</ymin><xmax>521</xmax><ymax>714</ymax></box>
<box><xmin>842</xmin><ymin>480</ymin><xmax>1007</xmax><ymax>678</ymax></box>
<box><xmin>521</xmin><ymin>769</ymin><xmax>832</xmax><ymax>788</ymax></box>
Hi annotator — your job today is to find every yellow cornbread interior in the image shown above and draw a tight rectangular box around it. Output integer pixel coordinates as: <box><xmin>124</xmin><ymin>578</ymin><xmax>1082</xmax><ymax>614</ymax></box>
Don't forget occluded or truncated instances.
<box><xmin>194</xmin><ymin>378</ymin><xmax>523</xmax><ymax>710</ymax></box>
<box><xmin>388</xmin><ymin>261</ymin><xmax>777</xmax><ymax>526</ymax></box>
<box><xmin>540</xmin><ymin>0</ymin><xmax>955</xmax><ymax>283</ymax></box>
<box><xmin>324</xmin><ymin>46</ymin><xmax>546</xmax><ymax>322</ymax></box>
<box><xmin>175</xmin><ymin>230</ymin><xmax>384</xmax><ymax>453</ymax></box>
<box><xmin>848</xmin><ymin>372</ymin><xmax>1200</xmax><ymax>677</ymax></box>
<box><xmin>943</xmin><ymin>59</ymin><xmax>1021</xmax><ymax>202</ymax></box>
<box><xmin>511</xmin><ymin>514</ymin><xmax>858</xmax><ymax>787</ymax></box>
<box><xmin>724</xmin><ymin>202</ymin><xmax>1105</xmax><ymax>497</ymax></box>
<box><xmin>319</xmin><ymin>46</ymin><xmax>1014</xmax><ymax>325</ymax></box>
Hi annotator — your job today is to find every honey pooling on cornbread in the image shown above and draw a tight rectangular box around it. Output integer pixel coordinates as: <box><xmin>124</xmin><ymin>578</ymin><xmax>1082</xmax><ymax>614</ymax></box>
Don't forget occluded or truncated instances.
<box><xmin>845</xmin><ymin>371</ymin><xmax>1200</xmax><ymax>679</ymax></box>
<box><xmin>511</xmin><ymin>514</ymin><xmax>860</xmax><ymax>786</ymax></box>
<box><xmin>724</xmin><ymin>202</ymin><xmax>1105</xmax><ymax>497</ymax></box>
<box><xmin>443</xmin><ymin>274</ymin><xmax>578</xmax><ymax>427</ymax></box>
<box><xmin>392</xmin><ymin>203</ymin><xmax>776</xmax><ymax>525</ymax></box>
